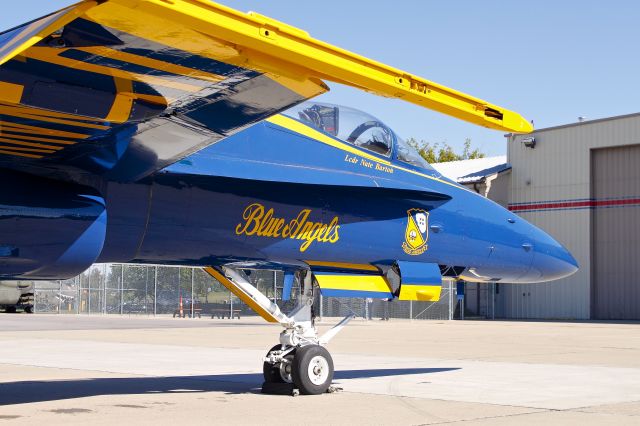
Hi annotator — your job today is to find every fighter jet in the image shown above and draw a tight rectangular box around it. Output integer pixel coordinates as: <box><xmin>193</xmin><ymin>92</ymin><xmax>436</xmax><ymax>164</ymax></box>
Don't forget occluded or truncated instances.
<box><xmin>0</xmin><ymin>0</ymin><xmax>576</xmax><ymax>394</ymax></box>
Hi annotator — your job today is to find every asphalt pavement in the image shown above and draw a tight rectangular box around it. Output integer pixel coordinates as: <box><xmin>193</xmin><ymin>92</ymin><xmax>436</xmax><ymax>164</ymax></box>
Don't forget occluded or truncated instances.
<box><xmin>0</xmin><ymin>315</ymin><xmax>639</xmax><ymax>425</ymax></box>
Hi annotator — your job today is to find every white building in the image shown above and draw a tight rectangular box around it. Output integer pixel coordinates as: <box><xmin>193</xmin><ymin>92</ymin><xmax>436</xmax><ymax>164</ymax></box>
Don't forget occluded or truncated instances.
<box><xmin>433</xmin><ymin>155</ymin><xmax>511</xmax><ymax>203</ymax></box>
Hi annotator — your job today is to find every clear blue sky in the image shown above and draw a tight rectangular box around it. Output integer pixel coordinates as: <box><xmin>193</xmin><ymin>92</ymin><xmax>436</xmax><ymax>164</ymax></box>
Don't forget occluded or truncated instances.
<box><xmin>4</xmin><ymin>1</ymin><xmax>640</xmax><ymax>156</ymax></box>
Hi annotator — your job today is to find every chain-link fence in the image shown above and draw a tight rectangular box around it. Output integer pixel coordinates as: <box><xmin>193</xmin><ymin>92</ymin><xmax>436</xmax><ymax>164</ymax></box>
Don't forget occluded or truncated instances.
<box><xmin>34</xmin><ymin>264</ymin><xmax>465</xmax><ymax>320</ymax></box>
<box><xmin>319</xmin><ymin>280</ymin><xmax>458</xmax><ymax>320</ymax></box>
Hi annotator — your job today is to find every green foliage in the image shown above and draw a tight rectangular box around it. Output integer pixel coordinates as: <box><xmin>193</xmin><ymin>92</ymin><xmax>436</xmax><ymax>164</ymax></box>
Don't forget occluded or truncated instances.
<box><xmin>406</xmin><ymin>137</ymin><xmax>485</xmax><ymax>164</ymax></box>
<box><xmin>461</xmin><ymin>138</ymin><xmax>485</xmax><ymax>161</ymax></box>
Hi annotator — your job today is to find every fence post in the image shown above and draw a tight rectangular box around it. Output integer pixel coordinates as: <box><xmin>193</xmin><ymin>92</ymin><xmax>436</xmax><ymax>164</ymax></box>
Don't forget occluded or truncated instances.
<box><xmin>154</xmin><ymin>266</ymin><xmax>158</xmax><ymax>316</ymax></box>
<box><xmin>102</xmin><ymin>264</ymin><xmax>107</xmax><ymax>314</ymax></box>
<box><xmin>273</xmin><ymin>270</ymin><xmax>277</xmax><ymax>304</ymax></box>
<box><xmin>409</xmin><ymin>300</ymin><xmax>413</xmax><ymax>320</ymax></box>
<box><xmin>491</xmin><ymin>282</ymin><xmax>495</xmax><ymax>320</ymax></box>
<box><xmin>229</xmin><ymin>290</ymin><xmax>233</xmax><ymax>319</ymax></box>
<box><xmin>144</xmin><ymin>267</ymin><xmax>149</xmax><ymax>316</ymax></box>
<box><xmin>88</xmin><ymin>269</ymin><xmax>91</xmax><ymax>315</ymax></box>
<box><xmin>76</xmin><ymin>276</ymin><xmax>80</xmax><ymax>314</ymax></box>
<box><xmin>191</xmin><ymin>268</ymin><xmax>195</xmax><ymax>319</ymax></box>
<box><xmin>448</xmin><ymin>280</ymin><xmax>453</xmax><ymax>320</ymax></box>
<box><xmin>319</xmin><ymin>293</ymin><xmax>323</xmax><ymax>322</ymax></box>
<box><xmin>120</xmin><ymin>264</ymin><xmax>124</xmax><ymax>315</ymax></box>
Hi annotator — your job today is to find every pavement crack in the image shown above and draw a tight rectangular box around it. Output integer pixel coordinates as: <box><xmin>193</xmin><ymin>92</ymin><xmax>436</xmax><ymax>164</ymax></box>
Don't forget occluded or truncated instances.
<box><xmin>415</xmin><ymin>409</ymin><xmax>551</xmax><ymax>425</ymax></box>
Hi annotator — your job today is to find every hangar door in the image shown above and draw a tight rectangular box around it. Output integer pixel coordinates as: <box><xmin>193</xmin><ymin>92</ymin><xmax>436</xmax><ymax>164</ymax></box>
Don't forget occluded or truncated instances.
<box><xmin>591</xmin><ymin>145</ymin><xmax>640</xmax><ymax>319</ymax></box>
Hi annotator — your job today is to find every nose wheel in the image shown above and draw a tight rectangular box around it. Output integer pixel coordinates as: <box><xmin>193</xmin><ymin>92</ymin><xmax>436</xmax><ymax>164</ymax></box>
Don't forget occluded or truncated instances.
<box><xmin>293</xmin><ymin>345</ymin><xmax>334</xmax><ymax>394</ymax></box>
<box><xmin>264</xmin><ymin>344</ymin><xmax>334</xmax><ymax>395</ymax></box>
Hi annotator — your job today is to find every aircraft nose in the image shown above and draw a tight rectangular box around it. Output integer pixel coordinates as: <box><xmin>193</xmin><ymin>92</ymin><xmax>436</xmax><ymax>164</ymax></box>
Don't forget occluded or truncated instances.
<box><xmin>525</xmin><ymin>229</ymin><xmax>578</xmax><ymax>282</ymax></box>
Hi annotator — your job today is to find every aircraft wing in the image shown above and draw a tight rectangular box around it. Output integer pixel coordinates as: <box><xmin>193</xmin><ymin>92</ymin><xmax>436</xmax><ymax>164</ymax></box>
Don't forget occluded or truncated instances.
<box><xmin>0</xmin><ymin>0</ymin><xmax>532</xmax><ymax>182</ymax></box>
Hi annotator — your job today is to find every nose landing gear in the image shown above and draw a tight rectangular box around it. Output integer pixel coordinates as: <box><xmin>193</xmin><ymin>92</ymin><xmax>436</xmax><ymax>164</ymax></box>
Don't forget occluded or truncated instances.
<box><xmin>205</xmin><ymin>266</ymin><xmax>351</xmax><ymax>396</ymax></box>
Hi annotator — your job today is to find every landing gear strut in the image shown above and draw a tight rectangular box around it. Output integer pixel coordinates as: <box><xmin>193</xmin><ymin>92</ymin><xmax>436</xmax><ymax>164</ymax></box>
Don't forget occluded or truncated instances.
<box><xmin>260</xmin><ymin>269</ymin><xmax>347</xmax><ymax>395</ymax></box>
<box><xmin>207</xmin><ymin>266</ymin><xmax>353</xmax><ymax>395</ymax></box>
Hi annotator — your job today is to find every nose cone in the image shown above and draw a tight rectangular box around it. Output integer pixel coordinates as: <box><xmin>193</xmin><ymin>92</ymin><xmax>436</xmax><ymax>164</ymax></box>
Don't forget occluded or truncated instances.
<box><xmin>524</xmin><ymin>229</ymin><xmax>578</xmax><ymax>282</ymax></box>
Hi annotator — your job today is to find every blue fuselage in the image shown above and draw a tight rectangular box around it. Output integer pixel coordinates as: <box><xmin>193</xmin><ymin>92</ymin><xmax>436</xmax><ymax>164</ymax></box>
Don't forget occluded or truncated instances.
<box><xmin>96</xmin><ymin>117</ymin><xmax>577</xmax><ymax>283</ymax></box>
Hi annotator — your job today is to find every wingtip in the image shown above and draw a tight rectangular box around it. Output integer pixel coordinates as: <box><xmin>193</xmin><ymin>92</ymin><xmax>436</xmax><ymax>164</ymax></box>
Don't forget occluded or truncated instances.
<box><xmin>502</xmin><ymin>110</ymin><xmax>534</xmax><ymax>134</ymax></box>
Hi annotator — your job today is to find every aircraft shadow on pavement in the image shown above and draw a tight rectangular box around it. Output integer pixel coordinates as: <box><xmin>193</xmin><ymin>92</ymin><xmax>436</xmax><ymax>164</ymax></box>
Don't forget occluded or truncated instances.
<box><xmin>0</xmin><ymin>367</ymin><xmax>458</xmax><ymax>405</ymax></box>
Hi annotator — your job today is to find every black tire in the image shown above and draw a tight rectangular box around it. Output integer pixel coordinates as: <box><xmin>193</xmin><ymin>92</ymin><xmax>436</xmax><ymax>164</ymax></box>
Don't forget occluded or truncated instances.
<box><xmin>263</xmin><ymin>345</ymin><xmax>293</xmax><ymax>383</ymax></box>
<box><xmin>291</xmin><ymin>345</ymin><xmax>334</xmax><ymax>395</ymax></box>
<box><xmin>24</xmin><ymin>305</ymin><xmax>33</xmax><ymax>314</ymax></box>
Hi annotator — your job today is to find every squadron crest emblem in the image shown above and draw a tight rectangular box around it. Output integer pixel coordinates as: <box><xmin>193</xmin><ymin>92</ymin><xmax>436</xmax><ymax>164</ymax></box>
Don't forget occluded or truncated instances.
<box><xmin>402</xmin><ymin>208</ymin><xmax>429</xmax><ymax>255</ymax></box>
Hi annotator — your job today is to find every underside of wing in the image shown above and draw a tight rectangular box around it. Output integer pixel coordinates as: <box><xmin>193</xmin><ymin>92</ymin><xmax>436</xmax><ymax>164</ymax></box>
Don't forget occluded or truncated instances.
<box><xmin>0</xmin><ymin>1</ymin><xmax>327</xmax><ymax>181</ymax></box>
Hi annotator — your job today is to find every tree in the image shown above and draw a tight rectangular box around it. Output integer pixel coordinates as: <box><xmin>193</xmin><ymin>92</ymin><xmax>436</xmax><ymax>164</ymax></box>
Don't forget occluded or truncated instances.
<box><xmin>406</xmin><ymin>137</ymin><xmax>437</xmax><ymax>163</ymax></box>
<box><xmin>460</xmin><ymin>138</ymin><xmax>485</xmax><ymax>160</ymax></box>
<box><xmin>407</xmin><ymin>137</ymin><xmax>485</xmax><ymax>163</ymax></box>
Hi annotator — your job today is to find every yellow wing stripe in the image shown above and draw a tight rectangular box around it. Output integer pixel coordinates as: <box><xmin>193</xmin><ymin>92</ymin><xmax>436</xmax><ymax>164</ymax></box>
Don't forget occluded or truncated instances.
<box><xmin>0</xmin><ymin>121</ymin><xmax>90</xmax><ymax>139</ymax></box>
<box><xmin>0</xmin><ymin>138</ymin><xmax>65</xmax><ymax>151</ymax></box>
<box><xmin>0</xmin><ymin>107</ymin><xmax>109</xmax><ymax>130</ymax></box>
<box><xmin>0</xmin><ymin>103</ymin><xmax>107</xmax><ymax>123</ymax></box>
<box><xmin>0</xmin><ymin>133</ymin><xmax>77</xmax><ymax>145</ymax></box>
<box><xmin>0</xmin><ymin>145</ymin><xmax>55</xmax><ymax>154</ymax></box>
<box><xmin>24</xmin><ymin>47</ymin><xmax>204</xmax><ymax>94</ymax></box>
<box><xmin>0</xmin><ymin>82</ymin><xmax>24</xmax><ymax>103</ymax></box>
<box><xmin>76</xmin><ymin>46</ymin><xmax>226</xmax><ymax>84</ymax></box>
<box><xmin>0</xmin><ymin>149</ymin><xmax>43</xmax><ymax>159</ymax></box>
<box><xmin>83</xmin><ymin>3</ymin><xmax>326</xmax><ymax>100</ymax></box>
<box><xmin>105</xmin><ymin>77</ymin><xmax>135</xmax><ymax>123</ymax></box>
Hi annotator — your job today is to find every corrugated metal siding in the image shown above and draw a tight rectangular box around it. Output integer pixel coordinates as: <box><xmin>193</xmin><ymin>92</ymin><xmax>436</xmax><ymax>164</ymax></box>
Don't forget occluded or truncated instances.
<box><xmin>504</xmin><ymin>115</ymin><xmax>640</xmax><ymax>319</ymax></box>
<box><xmin>591</xmin><ymin>145</ymin><xmax>640</xmax><ymax>319</ymax></box>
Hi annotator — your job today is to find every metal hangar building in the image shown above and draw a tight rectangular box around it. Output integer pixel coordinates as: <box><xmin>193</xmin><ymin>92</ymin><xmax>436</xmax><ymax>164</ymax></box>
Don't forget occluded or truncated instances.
<box><xmin>506</xmin><ymin>113</ymin><xmax>640</xmax><ymax>320</ymax></box>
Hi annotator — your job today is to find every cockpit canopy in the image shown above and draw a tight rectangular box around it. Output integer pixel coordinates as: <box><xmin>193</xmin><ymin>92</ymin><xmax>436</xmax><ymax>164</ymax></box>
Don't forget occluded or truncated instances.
<box><xmin>284</xmin><ymin>102</ymin><xmax>435</xmax><ymax>172</ymax></box>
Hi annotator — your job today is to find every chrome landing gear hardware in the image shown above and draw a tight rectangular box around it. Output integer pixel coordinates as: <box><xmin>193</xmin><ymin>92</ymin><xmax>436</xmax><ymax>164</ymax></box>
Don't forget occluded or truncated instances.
<box><xmin>211</xmin><ymin>266</ymin><xmax>353</xmax><ymax>396</ymax></box>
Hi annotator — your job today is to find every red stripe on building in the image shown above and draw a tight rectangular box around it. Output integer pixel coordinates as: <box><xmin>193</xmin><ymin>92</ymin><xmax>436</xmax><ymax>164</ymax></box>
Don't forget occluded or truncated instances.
<box><xmin>509</xmin><ymin>198</ymin><xmax>640</xmax><ymax>212</ymax></box>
